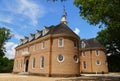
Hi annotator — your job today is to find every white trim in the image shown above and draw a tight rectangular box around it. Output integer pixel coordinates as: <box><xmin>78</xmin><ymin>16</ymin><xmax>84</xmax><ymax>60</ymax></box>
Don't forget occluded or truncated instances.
<box><xmin>82</xmin><ymin>51</ymin><xmax>86</xmax><ymax>57</ymax></box>
<box><xmin>57</xmin><ymin>54</ymin><xmax>64</xmax><ymax>62</ymax></box>
<box><xmin>96</xmin><ymin>50</ymin><xmax>100</xmax><ymax>56</ymax></box>
<box><xmin>42</xmin><ymin>41</ymin><xmax>45</xmax><ymax>49</ymax></box>
<box><xmin>83</xmin><ymin>61</ymin><xmax>87</xmax><ymax>69</ymax></box>
<box><xmin>20</xmin><ymin>59</ymin><xmax>22</xmax><ymax>69</ymax></box>
<box><xmin>96</xmin><ymin>60</ymin><xmax>101</xmax><ymax>65</ymax></box>
<box><xmin>74</xmin><ymin>40</ymin><xmax>78</xmax><ymax>48</ymax></box>
<box><xmin>33</xmin><ymin>44</ymin><xmax>36</xmax><ymax>51</ymax></box>
<box><xmin>58</xmin><ymin>38</ymin><xmax>64</xmax><ymax>47</ymax></box>
<box><xmin>40</xmin><ymin>56</ymin><xmax>44</xmax><ymax>69</ymax></box>
<box><xmin>32</xmin><ymin>58</ymin><xmax>35</xmax><ymax>69</ymax></box>
<box><xmin>73</xmin><ymin>55</ymin><xmax>79</xmax><ymax>63</ymax></box>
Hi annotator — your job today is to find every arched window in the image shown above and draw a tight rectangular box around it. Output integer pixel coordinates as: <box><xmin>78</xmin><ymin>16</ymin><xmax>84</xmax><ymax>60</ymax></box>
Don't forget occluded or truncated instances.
<box><xmin>83</xmin><ymin>61</ymin><xmax>87</xmax><ymax>69</ymax></box>
<box><xmin>32</xmin><ymin>58</ymin><xmax>35</xmax><ymax>68</ymax></box>
<box><xmin>82</xmin><ymin>51</ymin><xmax>86</xmax><ymax>57</ymax></box>
<box><xmin>40</xmin><ymin>56</ymin><xmax>44</xmax><ymax>69</ymax></box>
<box><xmin>96</xmin><ymin>50</ymin><xmax>99</xmax><ymax>56</ymax></box>
<box><xmin>58</xmin><ymin>38</ymin><xmax>64</xmax><ymax>47</ymax></box>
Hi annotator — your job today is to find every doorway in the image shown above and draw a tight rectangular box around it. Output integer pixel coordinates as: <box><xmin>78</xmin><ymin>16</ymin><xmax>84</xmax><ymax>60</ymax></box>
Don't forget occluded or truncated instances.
<box><xmin>25</xmin><ymin>59</ymin><xmax>29</xmax><ymax>72</ymax></box>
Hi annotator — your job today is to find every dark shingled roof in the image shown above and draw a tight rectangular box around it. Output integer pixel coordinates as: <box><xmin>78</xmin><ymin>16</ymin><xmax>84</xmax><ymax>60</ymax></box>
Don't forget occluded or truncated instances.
<box><xmin>17</xmin><ymin>23</ymin><xmax>79</xmax><ymax>47</ymax></box>
<box><xmin>48</xmin><ymin>23</ymin><xmax>79</xmax><ymax>37</ymax></box>
<box><xmin>81</xmin><ymin>38</ymin><xmax>104</xmax><ymax>49</ymax></box>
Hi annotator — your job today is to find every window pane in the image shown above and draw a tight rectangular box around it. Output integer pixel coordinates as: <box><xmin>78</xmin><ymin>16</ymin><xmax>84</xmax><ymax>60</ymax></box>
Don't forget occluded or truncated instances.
<box><xmin>96</xmin><ymin>60</ymin><xmax>101</xmax><ymax>65</ymax></box>
<box><xmin>42</xmin><ymin>42</ymin><xmax>45</xmax><ymax>49</ymax></box>
<box><xmin>40</xmin><ymin>56</ymin><xmax>44</xmax><ymax>68</ymax></box>
<box><xmin>82</xmin><ymin>51</ymin><xmax>86</xmax><ymax>57</ymax></box>
<box><xmin>74</xmin><ymin>41</ymin><xmax>78</xmax><ymax>47</ymax></box>
<box><xmin>96</xmin><ymin>50</ymin><xmax>99</xmax><ymax>56</ymax></box>
<box><xmin>74</xmin><ymin>55</ymin><xmax>78</xmax><ymax>62</ymax></box>
<box><xmin>58</xmin><ymin>38</ymin><xmax>63</xmax><ymax>47</ymax></box>
<box><xmin>83</xmin><ymin>61</ymin><xmax>87</xmax><ymax>69</ymax></box>
<box><xmin>33</xmin><ymin>58</ymin><xmax>35</xmax><ymax>68</ymax></box>
<box><xmin>58</xmin><ymin>54</ymin><xmax>64</xmax><ymax>62</ymax></box>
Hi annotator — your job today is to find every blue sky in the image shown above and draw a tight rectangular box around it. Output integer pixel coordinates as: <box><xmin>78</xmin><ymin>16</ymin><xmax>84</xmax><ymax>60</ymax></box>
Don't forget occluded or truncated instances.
<box><xmin>0</xmin><ymin>0</ymin><xmax>102</xmax><ymax>59</ymax></box>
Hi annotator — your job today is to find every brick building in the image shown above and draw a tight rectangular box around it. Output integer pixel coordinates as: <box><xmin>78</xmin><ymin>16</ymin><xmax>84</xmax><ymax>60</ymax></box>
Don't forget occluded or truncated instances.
<box><xmin>13</xmin><ymin>15</ymin><xmax>108</xmax><ymax>77</ymax></box>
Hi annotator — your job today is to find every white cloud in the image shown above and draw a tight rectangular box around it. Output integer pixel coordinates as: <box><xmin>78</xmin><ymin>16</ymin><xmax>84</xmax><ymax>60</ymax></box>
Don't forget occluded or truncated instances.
<box><xmin>4</xmin><ymin>42</ymin><xmax>18</xmax><ymax>59</ymax></box>
<box><xmin>4</xmin><ymin>26</ymin><xmax>24</xmax><ymax>40</ymax></box>
<box><xmin>12</xmin><ymin>0</ymin><xmax>45</xmax><ymax>26</ymax></box>
<box><xmin>74</xmin><ymin>28</ymin><xmax>80</xmax><ymax>35</ymax></box>
<box><xmin>13</xmin><ymin>32</ymin><xmax>24</xmax><ymax>40</ymax></box>
<box><xmin>0</xmin><ymin>15</ymin><xmax>13</xmax><ymax>24</ymax></box>
<box><xmin>0</xmin><ymin>0</ymin><xmax>46</xmax><ymax>26</ymax></box>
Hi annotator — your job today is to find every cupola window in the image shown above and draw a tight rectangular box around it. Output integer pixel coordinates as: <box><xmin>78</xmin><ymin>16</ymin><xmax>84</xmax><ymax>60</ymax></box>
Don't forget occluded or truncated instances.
<box><xmin>58</xmin><ymin>38</ymin><xmax>64</xmax><ymax>47</ymax></box>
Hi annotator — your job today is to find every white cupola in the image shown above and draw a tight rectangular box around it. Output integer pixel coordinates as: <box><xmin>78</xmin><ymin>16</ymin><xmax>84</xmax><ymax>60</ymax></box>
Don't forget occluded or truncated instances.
<box><xmin>60</xmin><ymin>15</ymin><xmax>68</xmax><ymax>25</ymax></box>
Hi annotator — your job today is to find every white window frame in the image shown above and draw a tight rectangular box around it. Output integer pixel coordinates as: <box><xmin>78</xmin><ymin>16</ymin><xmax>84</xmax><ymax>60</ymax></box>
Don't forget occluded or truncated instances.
<box><xmin>33</xmin><ymin>44</ymin><xmax>36</xmax><ymax>51</ymax></box>
<box><xmin>96</xmin><ymin>60</ymin><xmax>101</xmax><ymax>65</ymax></box>
<box><xmin>57</xmin><ymin>54</ymin><xmax>64</xmax><ymax>62</ymax></box>
<box><xmin>58</xmin><ymin>38</ymin><xmax>64</xmax><ymax>47</ymax></box>
<box><xmin>42</xmin><ymin>42</ymin><xmax>45</xmax><ymax>49</ymax></box>
<box><xmin>27</xmin><ymin>47</ymin><xmax>30</xmax><ymax>52</ymax></box>
<box><xmin>73</xmin><ymin>55</ymin><xmax>79</xmax><ymax>63</ymax></box>
<box><xmin>20</xmin><ymin>59</ymin><xmax>22</xmax><ymax>69</ymax></box>
<box><xmin>96</xmin><ymin>50</ymin><xmax>99</xmax><ymax>56</ymax></box>
<box><xmin>83</xmin><ymin>61</ymin><xmax>87</xmax><ymax>69</ymax></box>
<box><xmin>74</xmin><ymin>40</ymin><xmax>78</xmax><ymax>48</ymax></box>
<box><xmin>16</xmin><ymin>60</ymin><xmax>18</xmax><ymax>69</ymax></box>
<box><xmin>40</xmin><ymin>56</ymin><xmax>44</xmax><ymax>69</ymax></box>
<box><xmin>32</xmin><ymin>58</ymin><xmax>35</xmax><ymax>69</ymax></box>
<box><xmin>82</xmin><ymin>51</ymin><xmax>86</xmax><ymax>57</ymax></box>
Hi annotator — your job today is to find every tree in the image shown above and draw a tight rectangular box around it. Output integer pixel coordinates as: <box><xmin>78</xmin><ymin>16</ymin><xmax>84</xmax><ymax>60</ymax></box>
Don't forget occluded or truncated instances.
<box><xmin>0</xmin><ymin>27</ymin><xmax>13</xmax><ymax>72</ymax></box>
<box><xmin>50</xmin><ymin>0</ymin><xmax>120</xmax><ymax>54</ymax></box>
<box><xmin>48</xmin><ymin>0</ymin><xmax>120</xmax><ymax>72</ymax></box>
<box><xmin>0</xmin><ymin>27</ymin><xmax>12</xmax><ymax>57</ymax></box>
<box><xmin>74</xmin><ymin>0</ymin><xmax>120</xmax><ymax>52</ymax></box>
<box><xmin>96</xmin><ymin>28</ymin><xmax>120</xmax><ymax>71</ymax></box>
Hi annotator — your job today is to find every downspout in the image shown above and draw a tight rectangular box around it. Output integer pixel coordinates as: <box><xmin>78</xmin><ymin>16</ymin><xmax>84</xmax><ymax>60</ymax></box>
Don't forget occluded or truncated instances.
<box><xmin>49</xmin><ymin>35</ymin><xmax>52</xmax><ymax>77</ymax></box>
<box><xmin>90</xmin><ymin>49</ymin><xmax>93</xmax><ymax>72</ymax></box>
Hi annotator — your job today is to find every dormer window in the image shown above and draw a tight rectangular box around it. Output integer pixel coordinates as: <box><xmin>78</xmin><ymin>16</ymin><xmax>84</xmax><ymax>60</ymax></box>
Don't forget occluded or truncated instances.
<box><xmin>20</xmin><ymin>39</ymin><xmax>24</xmax><ymax>45</ymax></box>
<box><xmin>81</xmin><ymin>41</ymin><xmax>86</xmax><ymax>48</ymax></box>
<box><xmin>42</xmin><ymin>27</ymin><xmax>49</xmax><ymax>36</ymax></box>
<box><xmin>35</xmin><ymin>30</ymin><xmax>41</xmax><ymax>39</ymax></box>
<box><xmin>23</xmin><ymin>37</ymin><xmax>28</xmax><ymax>44</ymax></box>
<box><xmin>29</xmin><ymin>34</ymin><xmax>34</xmax><ymax>41</ymax></box>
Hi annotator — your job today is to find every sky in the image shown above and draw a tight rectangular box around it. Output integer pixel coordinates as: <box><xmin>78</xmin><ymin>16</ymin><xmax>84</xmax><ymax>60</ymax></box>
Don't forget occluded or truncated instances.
<box><xmin>0</xmin><ymin>0</ymin><xmax>102</xmax><ymax>59</ymax></box>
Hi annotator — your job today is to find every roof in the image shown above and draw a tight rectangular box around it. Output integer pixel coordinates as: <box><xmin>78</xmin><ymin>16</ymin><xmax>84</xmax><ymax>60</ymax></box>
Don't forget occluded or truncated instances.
<box><xmin>17</xmin><ymin>23</ymin><xmax>79</xmax><ymax>47</ymax></box>
<box><xmin>80</xmin><ymin>38</ymin><xmax>104</xmax><ymax>49</ymax></box>
<box><xmin>48</xmin><ymin>23</ymin><xmax>78</xmax><ymax>37</ymax></box>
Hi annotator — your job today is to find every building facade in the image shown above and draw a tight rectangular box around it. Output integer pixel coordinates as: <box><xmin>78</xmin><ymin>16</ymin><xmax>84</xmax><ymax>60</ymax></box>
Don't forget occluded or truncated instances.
<box><xmin>13</xmin><ymin>15</ymin><xmax>108</xmax><ymax>77</ymax></box>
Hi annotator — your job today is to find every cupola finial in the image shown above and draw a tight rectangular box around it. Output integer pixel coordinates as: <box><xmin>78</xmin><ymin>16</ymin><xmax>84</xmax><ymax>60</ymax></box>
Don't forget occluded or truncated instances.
<box><xmin>60</xmin><ymin>5</ymin><xmax>68</xmax><ymax>25</ymax></box>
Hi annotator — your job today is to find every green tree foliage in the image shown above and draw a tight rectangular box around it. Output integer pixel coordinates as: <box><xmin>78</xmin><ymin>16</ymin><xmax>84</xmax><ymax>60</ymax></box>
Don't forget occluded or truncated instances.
<box><xmin>74</xmin><ymin>0</ymin><xmax>120</xmax><ymax>71</ymax></box>
<box><xmin>74</xmin><ymin>0</ymin><xmax>120</xmax><ymax>52</ymax></box>
<box><xmin>0</xmin><ymin>27</ymin><xmax>13</xmax><ymax>73</ymax></box>
<box><xmin>0</xmin><ymin>57</ymin><xmax>14</xmax><ymax>73</ymax></box>
<box><xmin>0</xmin><ymin>27</ymin><xmax>12</xmax><ymax>57</ymax></box>
<box><xmin>97</xmin><ymin>28</ymin><xmax>120</xmax><ymax>56</ymax></box>
<box><xmin>96</xmin><ymin>28</ymin><xmax>120</xmax><ymax>72</ymax></box>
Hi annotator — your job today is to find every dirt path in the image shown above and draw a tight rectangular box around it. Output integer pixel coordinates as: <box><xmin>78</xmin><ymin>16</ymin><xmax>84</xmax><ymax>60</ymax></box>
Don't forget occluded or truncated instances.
<box><xmin>0</xmin><ymin>73</ymin><xmax>120</xmax><ymax>81</ymax></box>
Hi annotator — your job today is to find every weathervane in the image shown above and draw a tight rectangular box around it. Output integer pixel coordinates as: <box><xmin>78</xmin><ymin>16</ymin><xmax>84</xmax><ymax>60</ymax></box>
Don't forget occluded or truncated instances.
<box><xmin>63</xmin><ymin>5</ymin><xmax>67</xmax><ymax>16</ymax></box>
